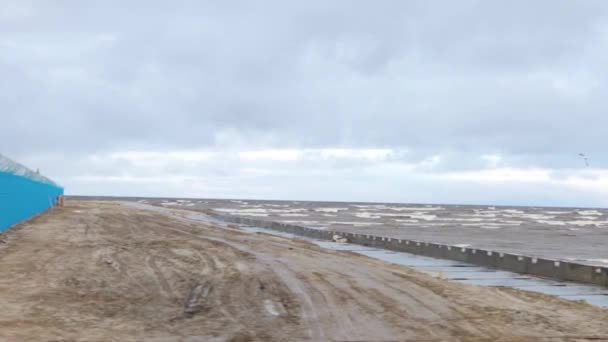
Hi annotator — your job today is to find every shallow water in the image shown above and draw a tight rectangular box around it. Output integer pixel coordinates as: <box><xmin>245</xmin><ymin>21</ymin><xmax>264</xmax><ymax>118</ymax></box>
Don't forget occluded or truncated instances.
<box><xmin>238</xmin><ymin>225</ymin><xmax>608</xmax><ymax>309</ymax></box>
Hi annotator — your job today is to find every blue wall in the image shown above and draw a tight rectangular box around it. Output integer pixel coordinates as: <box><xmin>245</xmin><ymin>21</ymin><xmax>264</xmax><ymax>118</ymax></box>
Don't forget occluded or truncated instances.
<box><xmin>0</xmin><ymin>171</ymin><xmax>64</xmax><ymax>232</ymax></box>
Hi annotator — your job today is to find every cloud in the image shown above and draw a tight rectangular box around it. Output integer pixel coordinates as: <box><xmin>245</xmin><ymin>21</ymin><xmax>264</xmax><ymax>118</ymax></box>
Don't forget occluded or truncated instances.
<box><xmin>17</xmin><ymin>147</ymin><xmax>608</xmax><ymax>207</ymax></box>
<box><xmin>2</xmin><ymin>1</ymin><xmax>608</xmax><ymax>205</ymax></box>
<box><xmin>238</xmin><ymin>150</ymin><xmax>303</xmax><ymax>162</ymax></box>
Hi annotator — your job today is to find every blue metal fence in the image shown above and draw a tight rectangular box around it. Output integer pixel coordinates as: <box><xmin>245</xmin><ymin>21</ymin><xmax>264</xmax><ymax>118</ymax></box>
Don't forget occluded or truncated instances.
<box><xmin>0</xmin><ymin>171</ymin><xmax>64</xmax><ymax>232</ymax></box>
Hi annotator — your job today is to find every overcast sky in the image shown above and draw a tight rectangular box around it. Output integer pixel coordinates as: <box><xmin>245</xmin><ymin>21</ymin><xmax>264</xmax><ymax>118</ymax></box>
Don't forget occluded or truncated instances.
<box><xmin>3</xmin><ymin>1</ymin><xmax>608</xmax><ymax>206</ymax></box>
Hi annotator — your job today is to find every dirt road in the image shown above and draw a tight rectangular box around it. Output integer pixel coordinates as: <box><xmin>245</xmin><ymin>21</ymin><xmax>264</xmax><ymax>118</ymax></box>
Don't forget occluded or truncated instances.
<box><xmin>0</xmin><ymin>201</ymin><xmax>607</xmax><ymax>341</ymax></box>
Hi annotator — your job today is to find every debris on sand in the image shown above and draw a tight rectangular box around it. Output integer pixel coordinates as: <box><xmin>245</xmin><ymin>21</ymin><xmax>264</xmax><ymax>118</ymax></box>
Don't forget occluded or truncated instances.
<box><xmin>332</xmin><ymin>234</ymin><xmax>348</xmax><ymax>243</ymax></box>
<box><xmin>184</xmin><ymin>282</ymin><xmax>213</xmax><ymax>318</ymax></box>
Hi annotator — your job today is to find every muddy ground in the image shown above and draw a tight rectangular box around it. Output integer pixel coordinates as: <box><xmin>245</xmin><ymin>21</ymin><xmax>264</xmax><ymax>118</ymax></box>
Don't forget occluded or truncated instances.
<box><xmin>0</xmin><ymin>201</ymin><xmax>607</xmax><ymax>341</ymax></box>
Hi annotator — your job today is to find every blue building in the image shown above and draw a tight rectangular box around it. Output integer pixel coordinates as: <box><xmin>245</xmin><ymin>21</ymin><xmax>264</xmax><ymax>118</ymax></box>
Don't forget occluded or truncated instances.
<box><xmin>0</xmin><ymin>154</ymin><xmax>64</xmax><ymax>232</ymax></box>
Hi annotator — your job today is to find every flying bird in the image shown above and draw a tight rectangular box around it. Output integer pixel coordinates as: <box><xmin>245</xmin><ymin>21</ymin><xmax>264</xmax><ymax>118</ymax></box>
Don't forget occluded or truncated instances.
<box><xmin>579</xmin><ymin>153</ymin><xmax>589</xmax><ymax>167</ymax></box>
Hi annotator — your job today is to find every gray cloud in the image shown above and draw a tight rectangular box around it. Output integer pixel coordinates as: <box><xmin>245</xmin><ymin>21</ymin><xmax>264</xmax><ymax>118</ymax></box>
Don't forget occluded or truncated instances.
<box><xmin>2</xmin><ymin>1</ymin><xmax>608</xmax><ymax>204</ymax></box>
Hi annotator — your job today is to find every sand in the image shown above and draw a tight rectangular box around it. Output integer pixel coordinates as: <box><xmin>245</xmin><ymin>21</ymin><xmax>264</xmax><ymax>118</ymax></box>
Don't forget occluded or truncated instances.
<box><xmin>0</xmin><ymin>200</ymin><xmax>607</xmax><ymax>341</ymax></box>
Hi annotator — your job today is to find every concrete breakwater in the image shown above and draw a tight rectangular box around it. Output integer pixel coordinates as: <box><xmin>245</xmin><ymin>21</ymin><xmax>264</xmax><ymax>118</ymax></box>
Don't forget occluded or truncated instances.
<box><xmin>207</xmin><ymin>211</ymin><xmax>608</xmax><ymax>287</ymax></box>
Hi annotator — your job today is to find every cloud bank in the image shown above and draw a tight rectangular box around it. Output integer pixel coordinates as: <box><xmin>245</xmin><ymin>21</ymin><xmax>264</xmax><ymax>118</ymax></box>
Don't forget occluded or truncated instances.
<box><xmin>2</xmin><ymin>1</ymin><xmax>608</xmax><ymax>206</ymax></box>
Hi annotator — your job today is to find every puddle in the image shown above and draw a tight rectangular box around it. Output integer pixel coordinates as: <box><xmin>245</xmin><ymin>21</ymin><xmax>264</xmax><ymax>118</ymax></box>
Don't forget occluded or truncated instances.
<box><xmin>264</xmin><ymin>299</ymin><xmax>280</xmax><ymax>316</ymax></box>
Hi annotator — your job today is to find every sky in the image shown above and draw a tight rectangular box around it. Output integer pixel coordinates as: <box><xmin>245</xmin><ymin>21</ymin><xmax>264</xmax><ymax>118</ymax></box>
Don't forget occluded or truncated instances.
<box><xmin>2</xmin><ymin>0</ymin><xmax>608</xmax><ymax>207</ymax></box>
